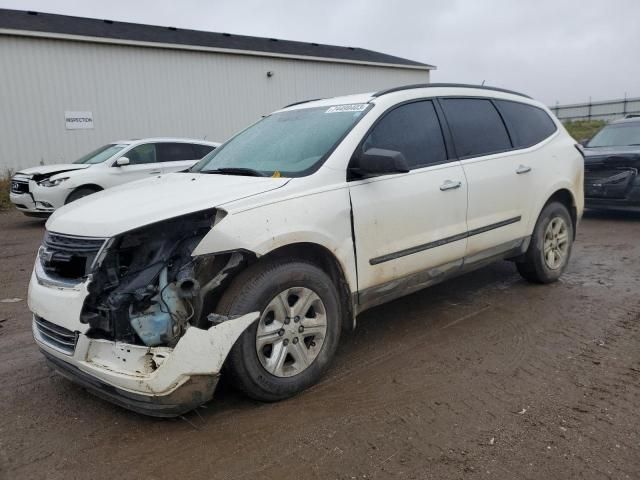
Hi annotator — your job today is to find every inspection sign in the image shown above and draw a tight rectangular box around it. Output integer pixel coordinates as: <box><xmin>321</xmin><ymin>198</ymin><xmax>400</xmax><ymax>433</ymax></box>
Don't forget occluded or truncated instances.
<box><xmin>65</xmin><ymin>111</ymin><xmax>94</xmax><ymax>129</ymax></box>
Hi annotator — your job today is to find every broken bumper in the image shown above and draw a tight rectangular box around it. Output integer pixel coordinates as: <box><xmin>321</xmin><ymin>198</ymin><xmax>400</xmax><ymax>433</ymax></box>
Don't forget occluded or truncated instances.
<box><xmin>32</xmin><ymin>310</ymin><xmax>258</xmax><ymax>417</ymax></box>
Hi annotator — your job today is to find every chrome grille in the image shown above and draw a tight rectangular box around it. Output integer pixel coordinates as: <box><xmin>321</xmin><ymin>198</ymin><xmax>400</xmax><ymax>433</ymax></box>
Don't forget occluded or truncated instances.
<box><xmin>33</xmin><ymin>316</ymin><xmax>78</xmax><ymax>355</ymax></box>
<box><xmin>10</xmin><ymin>179</ymin><xmax>29</xmax><ymax>194</ymax></box>
<box><xmin>40</xmin><ymin>232</ymin><xmax>106</xmax><ymax>282</ymax></box>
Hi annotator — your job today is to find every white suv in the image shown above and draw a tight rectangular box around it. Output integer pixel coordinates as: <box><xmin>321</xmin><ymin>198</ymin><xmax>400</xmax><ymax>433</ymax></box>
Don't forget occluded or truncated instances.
<box><xmin>10</xmin><ymin>138</ymin><xmax>219</xmax><ymax>216</ymax></box>
<box><xmin>28</xmin><ymin>84</ymin><xmax>584</xmax><ymax>416</ymax></box>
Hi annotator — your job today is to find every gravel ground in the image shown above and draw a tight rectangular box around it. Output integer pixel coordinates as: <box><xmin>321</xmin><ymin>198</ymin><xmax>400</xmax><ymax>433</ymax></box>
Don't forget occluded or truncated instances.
<box><xmin>0</xmin><ymin>209</ymin><xmax>638</xmax><ymax>480</ymax></box>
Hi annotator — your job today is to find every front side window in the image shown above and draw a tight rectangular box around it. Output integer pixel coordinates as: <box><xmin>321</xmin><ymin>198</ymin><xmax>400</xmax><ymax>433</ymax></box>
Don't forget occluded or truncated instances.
<box><xmin>124</xmin><ymin>144</ymin><xmax>157</xmax><ymax>164</ymax></box>
<box><xmin>192</xmin><ymin>104</ymin><xmax>371</xmax><ymax>177</ymax></box>
<box><xmin>587</xmin><ymin>122</ymin><xmax>640</xmax><ymax>147</ymax></box>
<box><xmin>361</xmin><ymin>100</ymin><xmax>447</xmax><ymax>169</ymax></box>
<box><xmin>495</xmin><ymin>100</ymin><xmax>557</xmax><ymax>148</ymax></box>
<box><xmin>441</xmin><ymin>98</ymin><xmax>512</xmax><ymax>158</ymax></box>
<box><xmin>73</xmin><ymin>144</ymin><xmax>127</xmax><ymax>164</ymax></box>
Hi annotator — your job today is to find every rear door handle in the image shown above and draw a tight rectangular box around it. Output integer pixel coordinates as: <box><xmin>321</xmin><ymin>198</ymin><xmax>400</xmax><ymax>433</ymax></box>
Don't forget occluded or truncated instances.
<box><xmin>516</xmin><ymin>165</ymin><xmax>532</xmax><ymax>175</ymax></box>
<box><xmin>440</xmin><ymin>180</ymin><xmax>462</xmax><ymax>191</ymax></box>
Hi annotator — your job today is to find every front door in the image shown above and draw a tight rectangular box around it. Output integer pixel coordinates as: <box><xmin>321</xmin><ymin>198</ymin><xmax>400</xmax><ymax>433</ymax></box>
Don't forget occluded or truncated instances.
<box><xmin>348</xmin><ymin>100</ymin><xmax>468</xmax><ymax>305</ymax></box>
<box><xmin>106</xmin><ymin>143</ymin><xmax>163</xmax><ymax>187</ymax></box>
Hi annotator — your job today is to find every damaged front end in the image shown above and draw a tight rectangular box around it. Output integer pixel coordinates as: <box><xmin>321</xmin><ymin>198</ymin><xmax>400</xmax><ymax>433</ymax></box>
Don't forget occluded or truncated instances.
<box><xmin>584</xmin><ymin>152</ymin><xmax>640</xmax><ymax>210</ymax></box>
<box><xmin>30</xmin><ymin>208</ymin><xmax>258</xmax><ymax>416</ymax></box>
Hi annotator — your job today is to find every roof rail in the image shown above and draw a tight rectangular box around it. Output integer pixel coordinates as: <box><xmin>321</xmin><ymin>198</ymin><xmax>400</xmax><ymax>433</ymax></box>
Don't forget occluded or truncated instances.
<box><xmin>372</xmin><ymin>83</ymin><xmax>532</xmax><ymax>99</ymax></box>
<box><xmin>283</xmin><ymin>98</ymin><xmax>324</xmax><ymax>108</ymax></box>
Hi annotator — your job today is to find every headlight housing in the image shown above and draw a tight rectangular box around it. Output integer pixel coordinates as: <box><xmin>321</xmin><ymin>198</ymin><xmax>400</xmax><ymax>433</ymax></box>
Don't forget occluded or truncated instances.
<box><xmin>38</xmin><ymin>176</ymin><xmax>69</xmax><ymax>187</ymax></box>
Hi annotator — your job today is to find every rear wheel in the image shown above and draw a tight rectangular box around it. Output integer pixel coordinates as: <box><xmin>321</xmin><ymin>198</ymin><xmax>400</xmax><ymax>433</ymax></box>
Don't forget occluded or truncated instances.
<box><xmin>517</xmin><ymin>201</ymin><xmax>574</xmax><ymax>283</ymax></box>
<box><xmin>65</xmin><ymin>186</ymin><xmax>101</xmax><ymax>204</ymax></box>
<box><xmin>218</xmin><ymin>259</ymin><xmax>341</xmax><ymax>401</ymax></box>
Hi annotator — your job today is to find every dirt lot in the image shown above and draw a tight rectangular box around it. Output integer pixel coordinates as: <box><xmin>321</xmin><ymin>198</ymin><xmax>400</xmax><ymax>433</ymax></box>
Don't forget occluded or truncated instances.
<box><xmin>0</xmin><ymin>209</ymin><xmax>638</xmax><ymax>480</ymax></box>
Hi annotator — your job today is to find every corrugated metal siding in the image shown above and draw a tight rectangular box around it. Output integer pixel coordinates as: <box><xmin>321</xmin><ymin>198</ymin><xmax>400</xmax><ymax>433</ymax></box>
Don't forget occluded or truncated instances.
<box><xmin>0</xmin><ymin>35</ymin><xmax>428</xmax><ymax>172</ymax></box>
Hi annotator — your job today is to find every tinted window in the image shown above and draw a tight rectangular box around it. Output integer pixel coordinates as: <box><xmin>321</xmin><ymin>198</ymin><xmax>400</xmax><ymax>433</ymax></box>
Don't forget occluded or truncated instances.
<box><xmin>362</xmin><ymin>101</ymin><xmax>447</xmax><ymax>169</ymax></box>
<box><xmin>192</xmin><ymin>144</ymin><xmax>215</xmax><ymax>158</ymax></box>
<box><xmin>495</xmin><ymin>100</ymin><xmax>557</xmax><ymax>148</ymax></box>
<box><xmin>441</xmin><ymin>98</ymin><xmax>511</xmax><ymax>158</ymax></box>
<box><xmin>125</xmin><ymin>144</ymin><xmax>156</xmax><ymax>164</ymax></box>
<box><xmin>156</xmin><ymin>143</ymin><xmax>199</xmax><ymax>162</ymax></box>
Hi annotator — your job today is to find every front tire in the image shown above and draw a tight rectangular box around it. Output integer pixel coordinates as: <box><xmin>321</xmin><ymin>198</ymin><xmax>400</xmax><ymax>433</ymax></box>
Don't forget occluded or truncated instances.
<box><xmin>517</xmin><ymin>201</ymin><xmax>574</xmax><ymax>283</ymax></box>
<box><xmin>217</xmin><ymin>259</ymin><xmax>342</xmax><ymax>401</ymax></box>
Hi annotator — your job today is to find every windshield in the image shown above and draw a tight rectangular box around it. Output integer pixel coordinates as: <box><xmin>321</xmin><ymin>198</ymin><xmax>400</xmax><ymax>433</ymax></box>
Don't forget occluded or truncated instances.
<box><xmin>587</xmin><ymin>123</ymin><xmax>640</xmax><ymax>147</ymax></box>
<box><xmin>73</xmin><ymin>144</ymin><xmax>128</xmax><ymax>164</ymax></box>
<box><xmin>191</xmin><ymin>104</ymin><xmax>371</xmax><ymax>177</ymax></box>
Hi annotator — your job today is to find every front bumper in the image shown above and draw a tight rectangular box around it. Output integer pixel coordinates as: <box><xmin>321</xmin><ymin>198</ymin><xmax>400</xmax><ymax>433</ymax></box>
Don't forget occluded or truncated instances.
<box><xmin>34</xmin><ymin>312</ymin><xmax>258</xmax><ymax>417</ymax></box>
<box><xmin>29</xmin><ymin>269</ymin><xmax>258</xmax><ymax>417</ymax></box>
<box><xmin>10</xmin><ymin>179</ymin><xmax>70</xmax><ymax>215</ymax></box>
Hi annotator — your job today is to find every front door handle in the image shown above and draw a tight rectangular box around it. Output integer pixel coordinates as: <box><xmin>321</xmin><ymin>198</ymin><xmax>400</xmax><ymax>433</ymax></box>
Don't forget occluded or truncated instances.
<box><xmin>516</xmin><ymin>165</ymin><xmax>532</xmax><ymax>175</ymax></box>
<box><xmin>440</xmin><ymin>180</ymin><xmax>462</xmax><ymax>191</ymax></box>
<box><xmin>149</xmin><ymin>170</ymin><xmax>162</xmax><ymax>175</ymax></box>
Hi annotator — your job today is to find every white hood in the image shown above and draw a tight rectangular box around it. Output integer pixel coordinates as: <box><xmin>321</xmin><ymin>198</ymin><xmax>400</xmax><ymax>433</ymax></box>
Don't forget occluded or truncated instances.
<box><xmin>16</xmin><ymin>163</ymin><xmax>90</xmax><ymax>176</ymax></box>
<box><xmin>46</xmin><ymin>172</ymin><xmax>289</xmax><ymax>237</ymax></box>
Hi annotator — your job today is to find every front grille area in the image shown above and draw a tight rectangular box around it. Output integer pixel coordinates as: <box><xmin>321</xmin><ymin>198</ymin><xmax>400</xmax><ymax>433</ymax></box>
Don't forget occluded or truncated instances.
<box><xmin>34</xmin><ymin>316</ymin><xmax>78</xmax><ymax>355</ymax></box>
<box><xmin>10</xmin><ymin>179</ymin><xmax>29</xmax><ymax>194</ymax></box>
<box><xmin>40</xmin><ymin>232</ymin><xmax>106</xmax><ymax>281</ymax></box>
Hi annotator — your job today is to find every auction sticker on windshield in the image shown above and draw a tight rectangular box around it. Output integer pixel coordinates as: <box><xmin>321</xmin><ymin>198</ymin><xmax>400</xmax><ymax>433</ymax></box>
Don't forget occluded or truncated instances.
<box><xmin>325</xmin><ymin>104</ymin><xmax>368</xmax><ymax>113</ymax></box>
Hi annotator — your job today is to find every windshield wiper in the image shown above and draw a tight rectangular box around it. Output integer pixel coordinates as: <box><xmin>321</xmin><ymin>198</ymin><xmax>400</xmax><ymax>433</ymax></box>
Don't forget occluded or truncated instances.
<box><xmin>199</xmin><ymin>167</ymin><xmax>266</xmax><ymax>177</ymax></box>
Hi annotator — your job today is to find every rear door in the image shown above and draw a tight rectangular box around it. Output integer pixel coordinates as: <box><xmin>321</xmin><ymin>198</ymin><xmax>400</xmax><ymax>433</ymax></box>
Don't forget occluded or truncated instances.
<box><xmin>439</xmin><ymin>98</ymin><xmax>531</xmax><ymax>258</ymax></box>
<box><xmin>349</xmin><ymin>100</ymin><xmax>468</xmax><ymax>300</ymax></box>
<box><xmin>156</xmin><ymin>143</ymin><xmax>215</xmax><ymax>172</ymax></box>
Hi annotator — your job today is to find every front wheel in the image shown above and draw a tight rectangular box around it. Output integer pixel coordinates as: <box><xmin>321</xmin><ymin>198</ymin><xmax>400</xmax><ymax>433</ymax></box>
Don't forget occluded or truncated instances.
<box><xmin>217</xmin><ymin>260</ymin><xmax>342</xmax><ymax>401</ymax></box>
<box><xmin>517</xmin><ymin>201</ymin><xmax>574</xmax><ymax>283</ymax></box>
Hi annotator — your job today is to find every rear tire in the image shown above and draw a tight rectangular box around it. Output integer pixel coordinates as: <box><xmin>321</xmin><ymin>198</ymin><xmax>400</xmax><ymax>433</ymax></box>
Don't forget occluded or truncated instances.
<box><xmin>65</xmin><ymin>186</ymin><xmax>101</xmax><ymax>204</ymax></box>
<box><xmin>517</xmin><ymin>201</ymin><xmax>574</xmax><ymax>284</ymax></box>
<box><xmin>217</xmin><ymin>259</ymin><xmax>341</xmax><ymax>402</ymax></box>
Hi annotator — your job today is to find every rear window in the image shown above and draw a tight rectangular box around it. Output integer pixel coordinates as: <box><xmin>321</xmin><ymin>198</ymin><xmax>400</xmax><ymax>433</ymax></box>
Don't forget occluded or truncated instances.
<box><xmin>441</xmin><ymin>98</ymin><xmax>512</xmax><ymax>158</ymax></box>
<box><xmin>495</xmin><ymin>100</ymin><xmax>557</xmax><ymax>148</ymax></box>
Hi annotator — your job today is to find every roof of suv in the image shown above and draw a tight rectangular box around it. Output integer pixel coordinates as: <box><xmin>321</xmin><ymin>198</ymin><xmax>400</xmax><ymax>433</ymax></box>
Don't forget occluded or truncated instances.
<box><xmin>112</xmin><ymin>138</ymin><xmax>220</xmax><ymax>146</ymax></box>
<box><xmin>282</xmin><ymin>83</ymin><xmax>535</xmax><ymax>111</ymax></box>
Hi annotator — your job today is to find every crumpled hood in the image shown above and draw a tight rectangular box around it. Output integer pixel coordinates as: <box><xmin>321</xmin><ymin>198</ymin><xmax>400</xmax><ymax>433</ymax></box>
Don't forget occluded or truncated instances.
<box><xmin>16</xmin><ymin>163</ymin><xmax>90</xmax><ymax>177</ymax></box>
<box><xmin>584</xmin><ymin>146</ymin><xmax>640</xmax><ymax>167</ymax></box>
<box><xmin>46</xmin><ymin>172</ymin><xmax>290</xmax><ymax>237</ymax></box>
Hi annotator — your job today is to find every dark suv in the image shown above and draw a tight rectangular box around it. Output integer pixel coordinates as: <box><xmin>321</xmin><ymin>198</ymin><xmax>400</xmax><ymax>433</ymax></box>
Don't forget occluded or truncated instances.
<box><xmin>583</xmin><ymin>116</ymin><xmax>640</xmax><ymax>211</ymax></box>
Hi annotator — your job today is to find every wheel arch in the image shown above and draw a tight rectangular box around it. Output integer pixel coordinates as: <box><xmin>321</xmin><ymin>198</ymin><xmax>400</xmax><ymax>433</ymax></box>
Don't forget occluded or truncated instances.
<box><xmin>253</xmin><ymin>242</ymin><xmax>356</xmax><ymax>332</ymax></box>
<box><xmin>65</xmin><ymin>184</ymin><xmax>103</xmax><ymax>204</ymax></box>
<box><xmin>543</xmin><ymin>188</ymin><xmax>578</xmax><ymax>239</ymax></box>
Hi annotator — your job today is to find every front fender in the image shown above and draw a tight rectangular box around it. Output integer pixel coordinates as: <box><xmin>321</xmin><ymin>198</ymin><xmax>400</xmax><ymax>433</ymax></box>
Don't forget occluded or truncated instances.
<box><xmin>193</xmin><ymin>186</ymin><xmax>358</xmax><ymax>291</ymax></box>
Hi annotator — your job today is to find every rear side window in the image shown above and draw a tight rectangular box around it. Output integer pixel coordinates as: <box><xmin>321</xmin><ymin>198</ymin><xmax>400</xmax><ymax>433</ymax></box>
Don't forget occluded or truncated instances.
<box><xmin>441</xmin><ymin>98</ymin><xmax>511</xmax><ymax>158</ymax></box>
<box><xmin>495</xmin><ymin>100</ymin><xmax>557</xmax><ymax>148</ymax></box>
<box><xmin>362</xmin><ymin>100</ymin><xmax>447</xmax><ymax>169</ymax></box>
<box><xmin>192</xmin><ymin>144</ymin><xmax>215</xmax><ymax>158</ymax></box>
<box><xmin>156</xmin><ymin>143</ymin><xmax>199</xmax><ymax>162</ymax></box>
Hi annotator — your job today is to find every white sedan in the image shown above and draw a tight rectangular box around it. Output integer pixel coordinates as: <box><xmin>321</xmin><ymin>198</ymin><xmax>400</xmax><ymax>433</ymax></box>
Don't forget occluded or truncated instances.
<box><xmin>10</xmin><ymin>138</ymin><xmax>219</xmax><ymax>216</ymax></box>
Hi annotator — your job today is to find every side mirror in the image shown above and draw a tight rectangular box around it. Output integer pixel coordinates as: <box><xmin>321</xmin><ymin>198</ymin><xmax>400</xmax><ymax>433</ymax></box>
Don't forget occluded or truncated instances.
<box><xmin>115</xmin><ymin>157</ymin><xmax>130</xmax><ymax>167</ymax></box>
<box><xmin>348</xmin><ymin>148</ymin><xmax>410</xmax><ymax>179</ymax></box>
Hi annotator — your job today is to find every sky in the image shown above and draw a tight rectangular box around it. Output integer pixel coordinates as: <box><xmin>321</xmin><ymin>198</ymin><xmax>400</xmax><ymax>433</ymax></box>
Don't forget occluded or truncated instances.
<box><xmin>1</xmin><ymin>0</ymin><xmax>638</xmax><ymax>106</ymax></box>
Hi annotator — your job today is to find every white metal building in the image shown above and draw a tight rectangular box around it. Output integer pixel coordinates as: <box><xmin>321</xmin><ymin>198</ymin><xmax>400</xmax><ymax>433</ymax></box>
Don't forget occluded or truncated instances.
<box><xmin>0</xmin><ymin>9</ymin><xmax>434</xmax><ymax>172</ymax></box>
